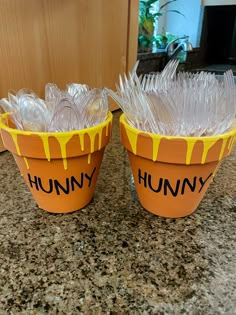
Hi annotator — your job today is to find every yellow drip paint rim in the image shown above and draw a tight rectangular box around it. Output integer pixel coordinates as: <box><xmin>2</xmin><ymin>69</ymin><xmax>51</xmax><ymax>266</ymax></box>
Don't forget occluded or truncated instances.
<box><xmin>0</xmin><ymin>111</ymin><xmax>113</xmax><ymax>137</ymax></box>
<box><xmin>120</xmin><ymin>113</ymin><xmax>236</xmax><ymax>142</ymax></box>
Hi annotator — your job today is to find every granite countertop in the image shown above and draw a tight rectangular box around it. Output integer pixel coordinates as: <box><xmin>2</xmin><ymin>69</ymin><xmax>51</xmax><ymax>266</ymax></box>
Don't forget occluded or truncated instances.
<box><xmin>0</xmin><ymin>110</ymin><xmax>236</xmax><ymax>314</ymax></box>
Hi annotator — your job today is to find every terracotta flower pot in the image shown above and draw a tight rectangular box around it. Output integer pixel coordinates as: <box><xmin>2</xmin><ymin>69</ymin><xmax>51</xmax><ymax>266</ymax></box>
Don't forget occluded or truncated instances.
<box><xmin>120</xmin><ymin>114</ymin><xmax>236</xmax><ymax>218</ymax></box>
<box><xmin>0</xmin><ymin>112</ymin><xmax>112</xmax><ymax>213</ymax></box>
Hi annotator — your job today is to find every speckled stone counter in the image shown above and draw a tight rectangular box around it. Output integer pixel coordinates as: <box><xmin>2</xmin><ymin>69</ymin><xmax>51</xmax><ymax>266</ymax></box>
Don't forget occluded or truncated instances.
<box><xmin>0</xmin><ymin>111</ymin><xmax>236</xmax><ymax>314</ymax></box>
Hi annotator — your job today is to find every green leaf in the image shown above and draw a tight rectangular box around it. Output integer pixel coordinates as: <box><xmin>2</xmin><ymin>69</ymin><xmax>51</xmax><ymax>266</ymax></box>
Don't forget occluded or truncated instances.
<box><xmin>142</xmin><ymin>18</ymin><xmax>155</xmax><ymax>34</ymax></box>
<box><xmin>153</xmin><ymin>12</ymin><xmax>163</xmax><ymax>17</ymax></box>
<box><xmin>163</xmin><ymin>9</ymin><xmax>185</xmax><ymax>17</ymax></box>
<box><xmin>140</xmin><ymin>0</ymin><xmax>148</xmax><ymax>6</ymax></box>
<box><xmin>138</xmin><ymin>34</ymin><xmax>153</xmax><ymax>48</ymax></box>
<box><xmin>140</xmin><ymin>0</ymin><xmax>157</xmax><ymax>9</ymax></box>
<box><xmin>159</xmin><ymin>0</ymin><xmax>177</xmax><ymax>11</ymax></box>
<box><xmin>167</xmin><ymin>9</ymin><xmax>184</xmax><ymax>16</ymax></box>
<box><xmin>145</xmin><ymin>0</ymin><xmax>159</xmax><ymax>7</ymax></box>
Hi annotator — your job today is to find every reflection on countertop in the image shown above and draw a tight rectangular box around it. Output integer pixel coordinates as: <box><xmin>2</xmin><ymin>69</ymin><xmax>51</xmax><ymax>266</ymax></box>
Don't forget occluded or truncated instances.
<box><xmin>0</xmin><ymin>110</ymin><xmax>236</xmax><ymax>314</ymax></box>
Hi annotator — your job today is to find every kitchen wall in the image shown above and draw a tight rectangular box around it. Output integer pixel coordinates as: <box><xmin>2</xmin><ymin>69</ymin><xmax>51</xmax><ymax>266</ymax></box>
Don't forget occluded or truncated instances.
<box><xmin>158</xmin><ymin>0</ymin><xmax>203</xmax><ymax>47</ymax></box>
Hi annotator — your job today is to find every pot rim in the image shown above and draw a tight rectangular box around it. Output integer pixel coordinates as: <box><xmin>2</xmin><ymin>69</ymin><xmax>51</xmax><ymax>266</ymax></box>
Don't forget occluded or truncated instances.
<box><xmin>0</xmin><ymin>111</ymin><xmax>113</xmax><ymax>138</ymax></box>
<box><xmin>120</xmin><ymin>113</ymin><xmax>236</xmax><ymax>143</ymax></box>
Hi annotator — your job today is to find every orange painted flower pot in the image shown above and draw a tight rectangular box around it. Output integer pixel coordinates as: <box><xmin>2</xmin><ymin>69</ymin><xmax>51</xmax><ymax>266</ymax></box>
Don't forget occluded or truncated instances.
<box><xmin>120</xmin><ymin>114</ymin><xmax>236</xmax><ymax>218</ymax></box>
<box><xmin>0</xmin><ymin>112</ymin><xmax>112</xmax><ymax>213</ymax></box>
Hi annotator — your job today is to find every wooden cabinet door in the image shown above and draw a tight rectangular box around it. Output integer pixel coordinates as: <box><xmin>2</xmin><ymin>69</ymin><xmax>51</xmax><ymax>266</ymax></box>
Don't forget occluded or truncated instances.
<box><xmin>0</xmin><ymin>0</ymin><xmax>139</xmax><ymax>110</ymax></box>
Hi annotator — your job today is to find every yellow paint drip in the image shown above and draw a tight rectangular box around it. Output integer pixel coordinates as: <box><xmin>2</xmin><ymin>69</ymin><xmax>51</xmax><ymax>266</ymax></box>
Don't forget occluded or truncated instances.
<box><xmin>201</xmin><ymin>141</ymin><xmax>216</xmax><ymax>164</ymax></box>
<box><xmin>218</xmin><ymin>138</ymin><xmax>228</xmax><ymax>161</ymax></box>
<box><xmin>228</xmin><ymin>136</ymin><xmax>235</xmax><ymax>152</ymax></box>
<box><xmin>41</xmin><ymin>136</ymin><xmax>50</xmax><ymax>161</ymax></box>
<box><xmin>88</xmin><ymin>129</ymin><xmax>98</xmax><ymax>153</ymax></box>
<box><xmin>126</xmin><ymin>127</ymin><xmax>139</xmax><ymax>155</ymax></box>
<box><xmin>1</xmin><ymin>112</ymin><xmax>113</xmax><ymax>173</ymax></box>
<box><xmin>56</xmin><ymin>135</ymin><xmax>73</xmax><ymax>170</ymax></box>
<box><xmin>105</xmin><ymin>123</ymin><xmax>109</xmax><ymax>137</ymax></box>
<box><xmin>79</xmin><ymin>134</ymin><xmax>85</xmax><ymax>151</ymax></box>
<box><xmin>127</xmin><ymin>116</ymin><xmax>235</xmax><ymax>167</ymax></box>
<box><xmin>11</xmin><ymin>134</ymin><xmax>21</xmax><ymax>156</ymax></box>
<box><xmin>152</xmin><ymin>138</ymin><xmax>161</xmax><ymax>161</ymax></box>
<box><xmin>23</xmin><ymin>157</ymin><xmax>29</xmax><ymax>169</ymax></box>
<box><xmin>88</xmin><ymin>153</ymin><xmax>91</xmax><ymax>164</ymax></box>
<box><xmin>89</xmin><ymin>131</ymin><xmax>96</xmax><ymax>153</ymax></box>
<box><xmin>186</xmin><ymin>140</ymin><xmax>197</xmax><ymax>165</ymax></box>
<box><xmin>98</xmin><ymin>128</ymin><xmax>103</xmax><ymax>150</ymax></box>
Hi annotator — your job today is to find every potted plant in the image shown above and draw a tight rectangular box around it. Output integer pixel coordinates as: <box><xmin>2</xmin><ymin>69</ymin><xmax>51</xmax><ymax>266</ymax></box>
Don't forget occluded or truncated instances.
<box><xmin>138</xmin><ymin>0</ymin><xmax>183</xmax><ymax>53</ymax></box>
<box><xmin>154</xmin><ymin>32</ymin><xmax>178</xmax><ymax>49</ymax></box>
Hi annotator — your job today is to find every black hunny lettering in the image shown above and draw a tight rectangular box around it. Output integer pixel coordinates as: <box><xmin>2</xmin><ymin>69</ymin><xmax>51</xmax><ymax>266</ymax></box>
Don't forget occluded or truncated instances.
<box><xmin>27</xmin><ymin>167</ymin><xmax>96</xmax><ymax>195</ymax></box>
<box><xmin>138</xmin><ymin>168</ymin><xmax>213</xmax><ymax>197</ymax></box>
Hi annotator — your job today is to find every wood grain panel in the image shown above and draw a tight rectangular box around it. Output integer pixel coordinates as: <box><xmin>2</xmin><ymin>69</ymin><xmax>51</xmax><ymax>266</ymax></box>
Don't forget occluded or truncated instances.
<box><xmin>0</xmin><ymin>0</ymin><xmax>138</xmax><ymax>110</ymax></box>
<box><xmin>127</xmin><ymin>0</ymin><xmax>139</xmax><ymax>72</ymax></box>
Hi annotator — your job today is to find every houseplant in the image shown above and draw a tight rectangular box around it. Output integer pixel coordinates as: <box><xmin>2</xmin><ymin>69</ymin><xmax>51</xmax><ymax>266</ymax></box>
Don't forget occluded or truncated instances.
<box><xmin>138</xmin><ymin>0</ymin><xmax>183</xmax><ymax>52</ymax></box>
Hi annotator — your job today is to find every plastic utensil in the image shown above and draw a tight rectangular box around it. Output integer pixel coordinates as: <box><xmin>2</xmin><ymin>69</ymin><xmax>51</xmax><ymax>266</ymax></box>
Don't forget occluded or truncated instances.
<box><xmin>48</xmin><ymin>98</ymin><xmax>79</xmax><ymax>132</ymax></box>
<box><xmin>114</xmin><ymin>61</ymin><xmax>236</xmax><ymax>137</ymax></box>
<box><xmin>19</xmin><ymin>95</ymin><xmax>49</xmax><ymax>132</ymax></box>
